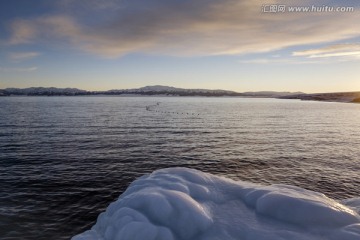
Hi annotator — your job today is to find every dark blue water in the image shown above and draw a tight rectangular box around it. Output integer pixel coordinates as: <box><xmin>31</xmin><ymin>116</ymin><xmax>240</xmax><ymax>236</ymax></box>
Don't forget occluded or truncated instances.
<box><xmin>0</xmin><ymin>96</ymin><xmax>359</xmax><ymax>240</ymax></box>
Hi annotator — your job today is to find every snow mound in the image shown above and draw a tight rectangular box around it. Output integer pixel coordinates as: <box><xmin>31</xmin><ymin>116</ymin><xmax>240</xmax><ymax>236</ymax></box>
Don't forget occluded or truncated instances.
<box><xmin>72</xmin><ymin>168</ymin><xmax>360</xmax><ymax>240</ymax></box>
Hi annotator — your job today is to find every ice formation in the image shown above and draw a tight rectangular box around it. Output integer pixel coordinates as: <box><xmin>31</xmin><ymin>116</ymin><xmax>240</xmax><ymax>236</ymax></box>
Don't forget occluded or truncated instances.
<box><xmin>72</xmin><ymin>168</ymin><xmax>360</xmax><ymax>240</ymax></box>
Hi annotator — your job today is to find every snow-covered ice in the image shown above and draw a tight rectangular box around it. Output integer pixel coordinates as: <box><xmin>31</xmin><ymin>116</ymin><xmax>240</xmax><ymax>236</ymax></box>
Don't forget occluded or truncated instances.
<box><xmin>72</xmin><ymin>168</ymin><xmax>360</xmax><ymax>240</ymax></box>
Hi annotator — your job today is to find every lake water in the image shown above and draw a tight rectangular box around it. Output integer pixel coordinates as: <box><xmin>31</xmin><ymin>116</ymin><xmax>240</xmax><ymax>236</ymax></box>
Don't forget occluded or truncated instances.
<box><xmin>0</xmin><ymin>96</ymin><xmax>359</xmax><ymax>240</ymax></box>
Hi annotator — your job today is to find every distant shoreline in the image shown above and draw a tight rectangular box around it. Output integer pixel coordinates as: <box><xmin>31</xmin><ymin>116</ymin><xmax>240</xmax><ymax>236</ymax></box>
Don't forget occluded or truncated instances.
<box><xmin>1</xmin><ymin>94</ymin><xmax>360</xmax><ymax>104</ymax></box>
<box><xmin>0</xmin><ymin>85</ymin><xmax>302</xmax><ymax>98</ymax></box>
<box><xmin>1</xmin><ymin>86</ymin><xmax>359</xmax><ymax>103</ymax></box>
<box><xmin>280</xmin><ymin>92</ymin><xmax>360</xmax><ymax>104</ymax></box>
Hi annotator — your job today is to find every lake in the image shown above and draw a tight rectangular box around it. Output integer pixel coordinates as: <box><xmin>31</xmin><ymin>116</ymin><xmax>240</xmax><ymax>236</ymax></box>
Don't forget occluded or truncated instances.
<box><xmin>0</xmin><ymin>96</ymin><xmax>359</xmax><ymax>240</ymax></box>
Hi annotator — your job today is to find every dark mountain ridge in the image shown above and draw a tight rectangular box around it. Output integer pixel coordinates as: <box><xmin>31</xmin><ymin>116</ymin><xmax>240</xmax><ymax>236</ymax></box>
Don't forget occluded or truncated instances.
<box><xmin>0</xmin><ymin>85</ymin><xmax>302</xmax><ymax>98</ymax></box>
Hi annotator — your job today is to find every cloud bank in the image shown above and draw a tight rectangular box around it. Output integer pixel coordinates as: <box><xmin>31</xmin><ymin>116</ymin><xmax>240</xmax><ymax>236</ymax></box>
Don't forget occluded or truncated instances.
<box><xmin>7</xmin><ymin>0</ymin><xmax>360</xmax><ymax>58</ymax></box>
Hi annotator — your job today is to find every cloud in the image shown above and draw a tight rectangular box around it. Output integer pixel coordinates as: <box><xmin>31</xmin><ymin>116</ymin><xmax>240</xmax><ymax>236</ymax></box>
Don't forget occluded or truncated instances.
<box><xmin>239</xmin><ymin>58</ymin><xmax>323</xmax><ymax>65</ymax></box>
<box><xmin>9</xmin><ymin>16</ymin><xmax>81</xmax><ymax>45</ymax></box>
<box><xmin>0</xmin><ymin>67</ymin><xmax>38</xmax><ymax>72</ymax></box>
<box><xmin>58</xmin><ymin>0</ymin><xmax>123</xmax><ymax>11</ymax></box>
<box><xmin>8</xmin><ymin>52</ymin><xmax>40</xmax><ymax>61</ymax></box>
<box><xmin>8</xmin><ymin>19</ymin><xmax>38</xmax><ymax>45</ymax></box>
<box><xmin>7</xmin><ymin>0</ymin><xmax>360</xmax><ymax>58</ymax></box>
<box><xmin>293</xmin><ymin>43</ymin><xmax>360</xmax><ymax>59</ymax></box>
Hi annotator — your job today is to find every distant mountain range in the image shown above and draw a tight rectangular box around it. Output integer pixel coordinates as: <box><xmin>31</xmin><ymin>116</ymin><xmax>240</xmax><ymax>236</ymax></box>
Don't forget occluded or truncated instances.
<box><xmin>0</xmin><ymin>85</ymin><xmax>303</xmax><ymax>98</ymax></box>
<box><xmin>0</xmin><ymin>87</ymin><xmax>87</xmax><ymax>96</ymax></box>
<box><xmin>1</xmin><ymin>86</ymin><xmax>359</xmax><ymax>103</ymax></box>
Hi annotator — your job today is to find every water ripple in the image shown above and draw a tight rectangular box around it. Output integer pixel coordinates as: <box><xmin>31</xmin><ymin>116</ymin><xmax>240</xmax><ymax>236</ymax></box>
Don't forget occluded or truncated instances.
<box><xmin>0</xmin><ymin>96</ymin><xmax>359</xmax><ymax>240</ymax></box>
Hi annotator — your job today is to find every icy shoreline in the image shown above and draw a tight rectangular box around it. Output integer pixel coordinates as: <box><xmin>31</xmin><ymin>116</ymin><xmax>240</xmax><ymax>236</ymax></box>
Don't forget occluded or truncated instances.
<box><xmin>72</xmin><ymin>168</ymin><xmax>360</xmax><ymax>240</ymax></box>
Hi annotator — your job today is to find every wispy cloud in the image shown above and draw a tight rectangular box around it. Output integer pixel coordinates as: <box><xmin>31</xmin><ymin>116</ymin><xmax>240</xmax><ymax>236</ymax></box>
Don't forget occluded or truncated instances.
<box><xmin>293</xmin><ymin>43</ymin><xmax>360</xmax><ymax>59</ymax></box>
<box><xmin>6</xmin><ymin>0</ymin><xmax>360</xmax><ymax>58</ymax></box>
<box><xmin>58</xmin><ymin>0</ymin><xmax>123</xmax><ymax>11</ymax></box>
<box><xmin>239</xmin><ymin>58</ymin><xmax>323</xmax><ymax>65</ymax></box>
<box><xmin>8</xmin><ymin>52</ymin><xmax>40</xmax><ymax>61</ymax></box>
<box><xmin>0</xmin><ymin>66</ymin><xmax>38</xmax><ymax>72</ymax></box>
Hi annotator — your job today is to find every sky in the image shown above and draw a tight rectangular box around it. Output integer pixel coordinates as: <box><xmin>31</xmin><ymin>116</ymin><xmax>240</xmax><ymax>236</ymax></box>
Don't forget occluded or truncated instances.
<box><xmin>0</xmin><ymin>0</ymin><xmax>360</xmax><ymax>93</ymax></box>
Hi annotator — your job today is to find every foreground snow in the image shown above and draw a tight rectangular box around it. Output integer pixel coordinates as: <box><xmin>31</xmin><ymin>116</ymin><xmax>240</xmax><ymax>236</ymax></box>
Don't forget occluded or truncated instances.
<box><xmin>72</xmin><ymin>168</ymin><xmax>360</xmax><ymax>240</ymax></box>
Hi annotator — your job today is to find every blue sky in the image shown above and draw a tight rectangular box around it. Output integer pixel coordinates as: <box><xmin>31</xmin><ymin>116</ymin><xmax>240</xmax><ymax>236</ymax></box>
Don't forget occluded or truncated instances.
<box><xmin>0</xmin><ymin>0</ymin><xmax>360</xmax><ymax>93</ymax></box>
